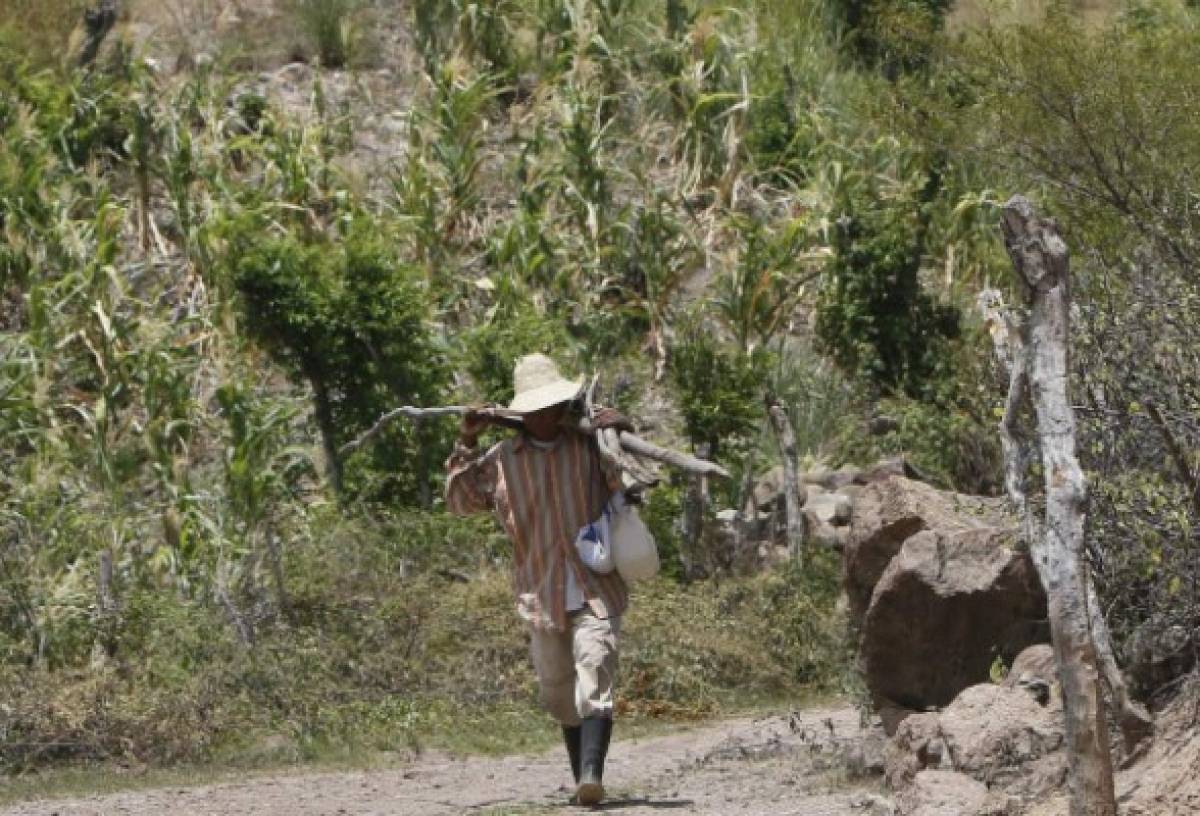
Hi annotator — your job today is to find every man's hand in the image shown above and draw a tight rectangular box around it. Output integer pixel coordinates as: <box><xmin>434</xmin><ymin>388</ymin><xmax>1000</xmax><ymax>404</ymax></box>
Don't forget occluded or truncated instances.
<box><xmin>459</xmin><ymin>407</ymin><xmax>491</xmax><ymax>446</ymax></box>
<box><xmin>592</xmin><ymin>406</ymin><xmax>634</xmax><ymax>433</ymax></box>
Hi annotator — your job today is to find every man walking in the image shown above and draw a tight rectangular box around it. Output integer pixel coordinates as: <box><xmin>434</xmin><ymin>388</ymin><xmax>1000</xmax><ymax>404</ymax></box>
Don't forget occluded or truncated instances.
<box><xmin>445</xmin><ymin>354</ymin><xmax>629</xmax><ymax>806</ymax></box>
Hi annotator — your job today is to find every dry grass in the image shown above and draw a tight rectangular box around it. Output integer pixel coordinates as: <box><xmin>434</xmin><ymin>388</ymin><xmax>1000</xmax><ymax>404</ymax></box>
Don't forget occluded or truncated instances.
<box><xmin>948</xmin><ymin>0</ymin><xmax>1120</xmax><ymax>31</ymax></box>
<box><xmin>0</xmin><ymin>0</ymin><xmax>91</xmax><ymax>63</ymax></box>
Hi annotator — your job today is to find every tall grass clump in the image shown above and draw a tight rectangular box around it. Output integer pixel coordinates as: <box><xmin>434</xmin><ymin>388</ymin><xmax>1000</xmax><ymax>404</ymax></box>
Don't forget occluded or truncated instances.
<box><xmin>290</xmin><ymin>0</ymin><xmax>363</xmax><ymax>68</ymax></box>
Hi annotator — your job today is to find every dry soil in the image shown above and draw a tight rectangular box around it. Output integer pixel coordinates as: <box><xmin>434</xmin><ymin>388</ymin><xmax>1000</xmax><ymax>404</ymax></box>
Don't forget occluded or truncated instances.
<box><xmin>1</xmin><ymin>705</ymin><xmax>887</xmax><ymax>816</ymax></box>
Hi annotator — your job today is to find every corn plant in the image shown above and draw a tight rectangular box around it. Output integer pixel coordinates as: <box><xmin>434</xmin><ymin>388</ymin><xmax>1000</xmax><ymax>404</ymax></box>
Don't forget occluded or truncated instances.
<box><xmin>714</xmin><ymin>215</ymin><xmax>815</xmax><ymax>355</ymax></box>
<box><xmin>391</xmin><ymin>139</ymin><xmax>443</xmax><ymax>274</ymax></box>
<box><xmin>458</xmin><ymin>0</ymin><xmax>520</xmax><ymax>77</ymax></box>
<box><xmin>669</xmin><ymin>9</ymin><xmax>750</xmax><ymax>195</ymax></box>
<box><xmin>415</xmin><ymin>68</ymin><xmax>496</xmax><ymax>242</ymax></box>
<box><xmin>488</xmin><ymin>129</ymin><xmax>559</xmax><ymax>290</ymax></box>
<box><xmin>555</xmin><ymin>84</ymin><xmax>613</xmax><ymax>244</ymax></box>
<box><xmin>414</xmin><ymin>0</ymin><xmax>461</xmax><ymax>71</ymax></box>
<box><xmin>608</xmin><ymin>192</ymin><xmax>697</xmax><ymax>376</ymax></box>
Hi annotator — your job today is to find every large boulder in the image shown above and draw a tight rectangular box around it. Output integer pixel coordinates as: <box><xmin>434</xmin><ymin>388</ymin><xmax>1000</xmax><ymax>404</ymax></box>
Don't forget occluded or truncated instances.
<box><xmin>845</xmin><ymin>477</ymin><xmax>1011</xmax><ymax>622</ymax></box>
<box><xmin>862</xmin><ymin>527</ymin><xmax>1047</xmax><ymax>715</ymax></box>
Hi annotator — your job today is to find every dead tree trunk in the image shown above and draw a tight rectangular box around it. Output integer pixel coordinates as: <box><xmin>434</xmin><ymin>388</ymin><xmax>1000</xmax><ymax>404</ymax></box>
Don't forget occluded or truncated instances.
<box><xmin>982</xmin><ymin>288</ymin><xmax>1153</xmax><ymax>758</ymax></box>
<box><xmin>766</xmin><ymin>395</ymin><xmax>805</xmax><ymax>564</ymax></box>
<box><xmin>998</xmin><ymin>195</ymin><xmax>1117</xmax><ymax>816</ymax></box>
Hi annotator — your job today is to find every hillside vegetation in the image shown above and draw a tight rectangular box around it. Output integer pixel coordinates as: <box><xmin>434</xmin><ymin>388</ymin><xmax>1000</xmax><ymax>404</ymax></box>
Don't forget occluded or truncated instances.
<box><xmin>0</xmin><ymin>0</ymin><xmax>1197</xmax><ymax>775</ymax></box>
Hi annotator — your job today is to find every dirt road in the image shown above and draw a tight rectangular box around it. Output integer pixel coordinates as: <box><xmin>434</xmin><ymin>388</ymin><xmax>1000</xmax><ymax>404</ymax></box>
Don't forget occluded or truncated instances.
<box><xmin>3</xmin><ymin>706</ymin><xmax>886</xmax><ymax>816</ymax></box>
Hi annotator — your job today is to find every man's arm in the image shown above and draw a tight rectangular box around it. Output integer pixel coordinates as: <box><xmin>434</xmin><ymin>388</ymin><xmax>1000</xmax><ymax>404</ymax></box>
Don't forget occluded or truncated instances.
<box><xmin>445</xmin><ymin>410</ymin><xmax>501</xmax><ymax>516</ymax></box>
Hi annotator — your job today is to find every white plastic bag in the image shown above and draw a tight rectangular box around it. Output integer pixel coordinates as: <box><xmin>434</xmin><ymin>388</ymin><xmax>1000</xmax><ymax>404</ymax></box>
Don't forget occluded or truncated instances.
<box><xmin>610</xmin><ymin>498</ymin><xmax>659</xmax><ymax>582</ymax></box>
<box><xmin>574</xmin><ymin>497</ymin><xmax>616</xmax><ymax>574</ymax></box>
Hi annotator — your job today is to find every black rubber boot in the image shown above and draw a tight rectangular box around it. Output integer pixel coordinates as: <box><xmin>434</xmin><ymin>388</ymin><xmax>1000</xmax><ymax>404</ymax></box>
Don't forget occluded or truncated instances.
<box><xmin>576</xmin><ymin>715</ymin><xmax>613</xmax><ymax>806</ymax></box>
<box><xmin>562</xmin><ymin>724</ymin><xmax>582</xmax><ymax>783</ymax></box>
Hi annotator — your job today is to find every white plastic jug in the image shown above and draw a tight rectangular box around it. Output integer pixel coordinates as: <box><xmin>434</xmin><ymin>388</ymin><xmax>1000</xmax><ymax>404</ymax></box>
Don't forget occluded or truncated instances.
<box><xmin>611</xmin><ymin>502</ymin><xmax>659</xmax><ymax>582</ymax></box>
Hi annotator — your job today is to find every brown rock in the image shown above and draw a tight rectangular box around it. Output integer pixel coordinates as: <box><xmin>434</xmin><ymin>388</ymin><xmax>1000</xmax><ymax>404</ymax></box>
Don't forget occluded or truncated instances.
<box><xmin>752</xmin><ymin>465</ymin><xmax>786</xmax><ymax>510</ymax></box>
<box><xmin>805</xmin><ymin>464</ymin><xmax>860</xmax><ymax>491</ymax></box>
<box><xmin>885</xmin><ymin>712</ymin><xmax>946</xmax><ymax>790</ymax></box>
<box><xmin>877</xmin><ymin>699</ymin><xmax>920</xmax><ymax>739</ymax></box>
<box><xmin>861</xmin><ymin>528</ymin><xmax>1047</xmax><ymax>713</ymax></box>
<box><xmin>939</xmin><ymin>684</ymin><xmax>1064</xmax><ymax>790</ymax></box>
<box><xmin>806</xmin><ymin>515</ymin><xmax>843</xmax><ymax>550</ymax></box>
<box><xmin>1002</xmin><ymin>644</ymin><xmax>1057</xmax><ymax>703</ymax></box>
<box><xmin>896</xmin><ymin>770</ymin><xmax>989</xmax><ymax>816</ymax></box>
<box><xmin>805</xmin><ymin>486</ymin><xmax>852</xmax><ymax>525</ymax></box>
<box><xmin>1109</xmin><ymin>678</ymin><xmax>1200</xmax><ymax>816</ymax></box>
<box><xmin>844</xmin><ymin>477</ymin><xmax>1010</xmax><ymax>623</ymax></box>
<box><xmin>1012</xmin><ymin>752</ymin><xmax>1069</xmax><ymax>801</ymax></box>
<box><xmin>977</xmin><ymin>790</ymin><xmax>1022</xmax><ymax>816</ymax></box>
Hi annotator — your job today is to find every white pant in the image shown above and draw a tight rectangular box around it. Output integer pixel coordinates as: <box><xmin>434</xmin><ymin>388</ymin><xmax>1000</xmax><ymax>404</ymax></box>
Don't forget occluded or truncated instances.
<box><xmin>529</xmin><ymin>610</ymin><xmax>620</xmax><ymax>726</ymax></box>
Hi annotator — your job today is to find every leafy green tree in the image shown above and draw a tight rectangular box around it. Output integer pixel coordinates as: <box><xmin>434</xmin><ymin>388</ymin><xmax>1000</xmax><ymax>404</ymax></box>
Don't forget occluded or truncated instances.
<box><xmin>461</xmin><ymin>295</ymin><xmax>578</xmax><ymax>405</ymax></box>
<box><xmin>934</xmin><ymin>9</ymin><xmax>1200</xmax><ymax>686</ymax></box>
<box><xmin>227</xmin><ymin>220</ymin><xmax>447</xmax><ymax>504</ymax></box>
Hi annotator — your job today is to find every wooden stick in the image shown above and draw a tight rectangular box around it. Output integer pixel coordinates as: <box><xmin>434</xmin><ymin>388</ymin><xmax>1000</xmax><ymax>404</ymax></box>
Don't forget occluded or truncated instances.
<box><xmin>337</xmin><ymin>405</ymin><xmax>521</xmax><ymax>458</ymax></box>
<box><xmin>340</xmin><ymin>404</ymin><xmax>730</xmax><ymax>478</ymax></box>
<box><xmin>610</xmin><ymin>429</ymin><xmax>730</xmax><ymax>479</ymax></box>
<box><xmin>766</xmin><ymin>395</ymin><xmax>805</xmax><ymax>563</ymax></box>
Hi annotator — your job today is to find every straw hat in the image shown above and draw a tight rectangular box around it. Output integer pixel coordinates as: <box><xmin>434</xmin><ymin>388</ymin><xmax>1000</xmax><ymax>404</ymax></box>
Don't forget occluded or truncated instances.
<box><xmin>508</xmin><ymin>354</ymin><xmax>583</xmax><ymax>414</ymax></box>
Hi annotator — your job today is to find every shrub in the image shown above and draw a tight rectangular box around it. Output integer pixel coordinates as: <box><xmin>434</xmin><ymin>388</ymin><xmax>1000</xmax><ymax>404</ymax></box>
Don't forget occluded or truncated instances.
<box><xmin>669</xmin><ymin>325</ymin><xmax>765</xmax><ymax>459</ymax></box>
<box><xmin>622</xmin><ymin>549</ymin><xmax>851</xmax><ymax>716</ymax></box>
<box><xmin>290</xmin><ymin>0</ymin><xmax>363</xmax><ymax>69</ymax></box>
<box><xmin>0</xmin><ymin>0</ymin><xmax>89</xmax><ymax>68</ymax></box>
<box><xmin>0</xmin><ymin>505</ymin><xmax>850</xmax><ymax>769</ymax></box>
<box><xmin>947</xmin><ymin>8</ymin><xmax>1200</xmax><ymax>692</ymax></box>
<box><xmin>814</xmin><ymin>179</ymin><xmax>961</xmax><ymax>402</ymax></box>
<box><xmin>460</xmin><ymin>301</ymin><xmax>579</xmax><ymax>405</ymax></box>
<box><xmin>828</xmin><ymin>0</ymin><xmax>950</xmax><ymax>74</ymax></box>
<box><xmin>833</xmin><ymin>392</ymin><xmax>1001</xmax><ymax>493</ymax></box>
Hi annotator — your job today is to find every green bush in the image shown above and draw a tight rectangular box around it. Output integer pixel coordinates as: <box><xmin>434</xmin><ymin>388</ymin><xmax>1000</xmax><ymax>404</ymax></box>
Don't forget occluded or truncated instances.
<box><xmin>814</xmin><ymin>180</ymin><xmax>961</xmax><ymax>402</ymax></box>
<box><xmin>0</xmin><ymin>506</ymin><xmax>849</xmax><ymax>769</ymax></box>
<box><xmin>833</xmin><ymin>392</ymin><xmax>1001</xmax><ymax>494</ymax></box>
<box><xmin>944</xmin><ymin>8</ymin><xmax>1200</xmax><ymax>689</ymax></box>
<box><xmin>623</xmin><ymin>549</ymin><xmax>851</xmax><ymax>716</ymax></box>
<box><xmin>0</xmin><ymin>0</ymin><xmax>89</xmax><ymax>68</ymax></box>
<box><xmin>669</xmin><ymin>325</ymin><xmax>766</xmax><ymax>459</ymax></box>
<box><xmin>829</xmin><ymin>0</ymin><xmax>950</xmax><ymax>74</ymax></box>
<box><xmin>460</xmin><ymin>301</ymin><xmax>579</xmax><ymax>405</ymax></box>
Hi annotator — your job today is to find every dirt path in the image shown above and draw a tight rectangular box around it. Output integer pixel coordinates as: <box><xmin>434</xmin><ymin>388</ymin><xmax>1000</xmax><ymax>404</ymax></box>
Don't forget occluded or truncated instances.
<box><xmin>2</xmin><ymin>705</ymin><xmax>886</xmax><ymax>816</ymax></box>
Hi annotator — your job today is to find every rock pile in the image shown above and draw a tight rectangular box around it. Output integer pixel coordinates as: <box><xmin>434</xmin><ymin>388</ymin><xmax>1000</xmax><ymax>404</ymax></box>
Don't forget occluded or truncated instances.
<box><xmin>717</xmin><ymin>462</ymin><xmax>860</xmax><ymax>564</ymax></box>
<box><xmin>726</xmin><ymin>456</ymin><xmax>929</xmax><ymax>566</ymax></box>
<box><xmin>844</xmin><ymin>475</ymin><xmax>1048</xmax><ymax>726</ymax></box>
<box><xmin>883</xmin><ymin>645</ymin><xmax>1069</xmax><ymax>815</ymax></box>
<box><xmin>808</xmin><ymin>462</ymin><xmax>1187</xmax><ymax>816</ymax></box>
